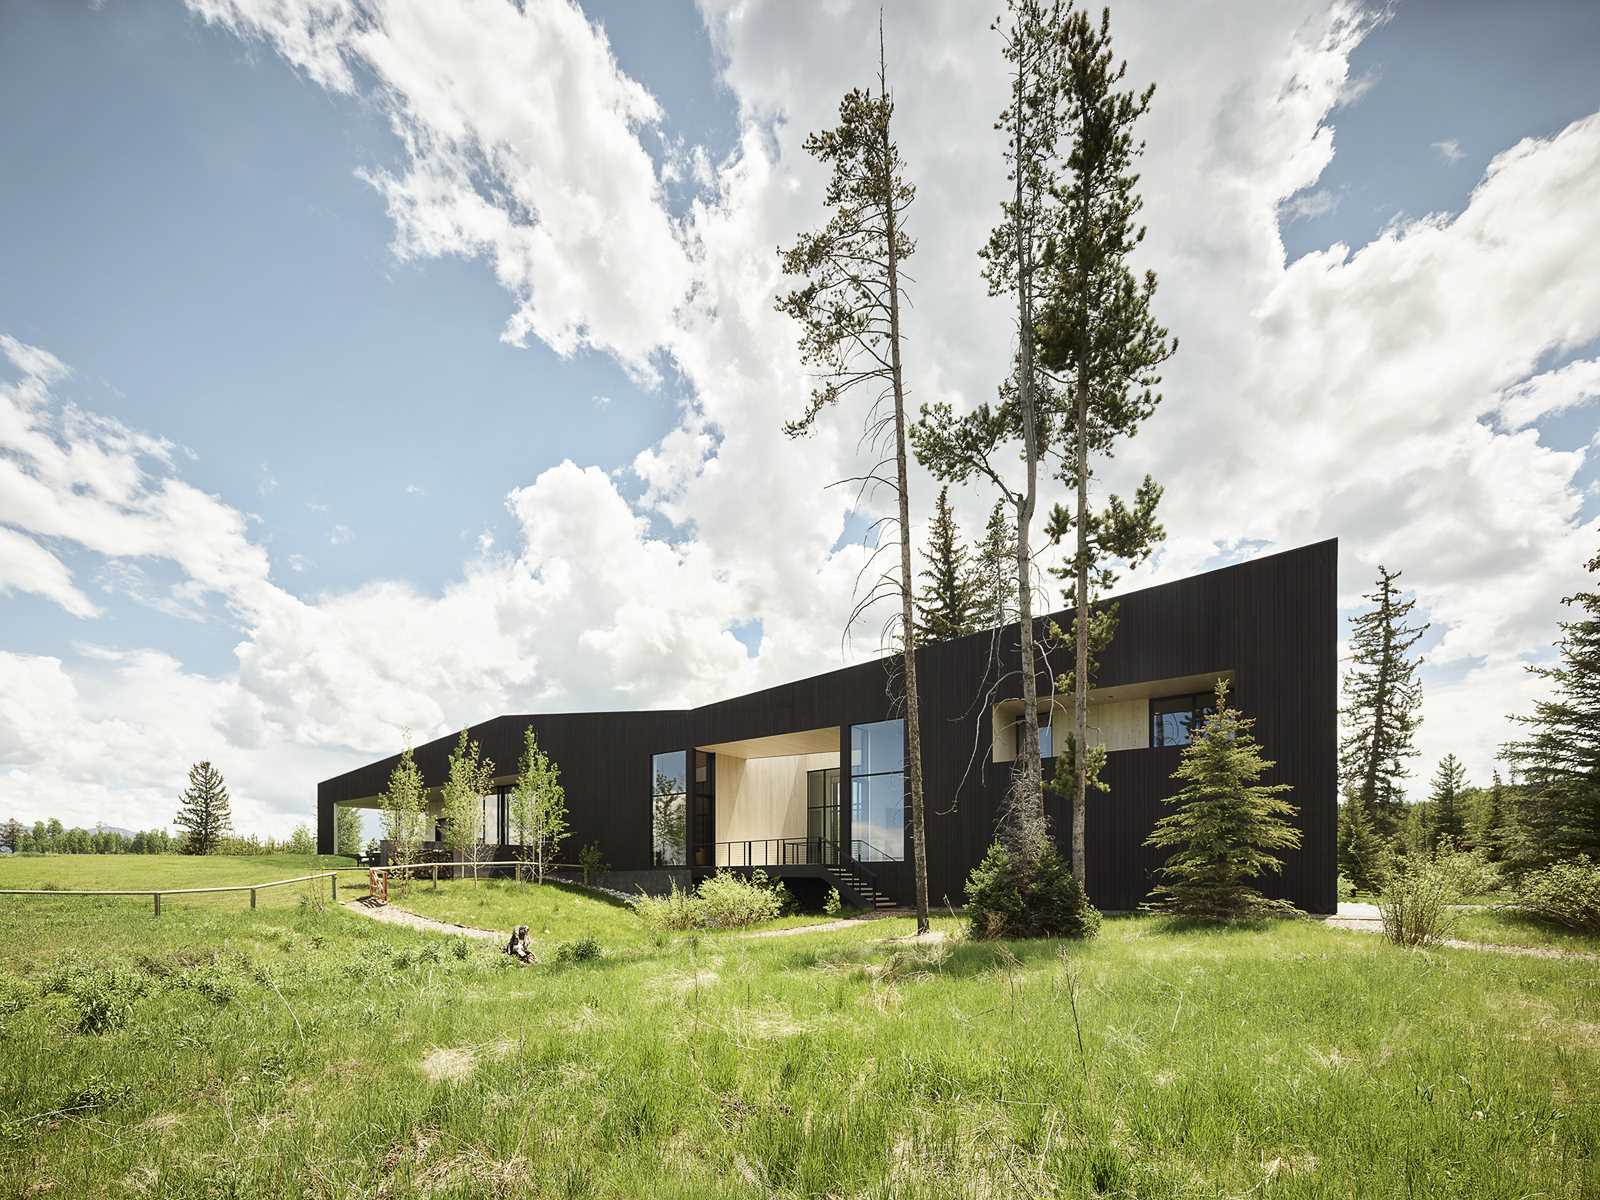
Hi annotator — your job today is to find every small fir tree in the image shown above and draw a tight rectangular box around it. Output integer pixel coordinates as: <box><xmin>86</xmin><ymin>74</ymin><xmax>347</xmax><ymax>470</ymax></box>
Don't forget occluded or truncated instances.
<box><xmin>1337</xmin><ymin>795</ymin><xmax>1388</xmax><ymax>894</ymax></box>
<box><xmin>175</xmin><ymin>761</ymin><xmax>232</xmax><ymax>855</ymax></box>
<box><xmin>970</xmin><ymin>500</ymin><xmax>1016</xmax><ymax>629</ymax></box>
<box><xmin>439</xmin><ymin>730</ymin><xmax>495</xmax><ymax>883</ymax></box>
<box><xmin>334</xmin><ymin>804</ymin><xmax>363</xmax><ymax>857</ymax></box>
<box><xmin>380</xmin><ymin>735</ymin><xmax>429</xmax><ymax>892</ymax></box>
<box><xmin>1144</xmin><ymin>680</ymin><xmax>1302</xmax><ymax>918</ymax></box>
<box><xmin>916</xmin><ymin>486</ymin><xmax>979</xmax><ymax>642</ymax></box>
<box><xmin>1502</xmin><ymin>549</ymin><xmax>1600</xmax><ymax>867</ymax></box>
<box><xmin>508</xmin><ymin>725</ymin><xmax>569</xmax><ymax>883</ymax></box>
<box><xmin>1477</xmin><ymin>769</ymin><xmax>1507</xmax><ymax>861</ymax></box>
<box><xmin>1340</xmin><ymin>566</ymin><xmax>1429</xmax><ymax>838</ymax></box>
<box><xmin>1427</xmin><ymin>753</ymin><xmax>1467</xmax><ymax>852</ymax></box>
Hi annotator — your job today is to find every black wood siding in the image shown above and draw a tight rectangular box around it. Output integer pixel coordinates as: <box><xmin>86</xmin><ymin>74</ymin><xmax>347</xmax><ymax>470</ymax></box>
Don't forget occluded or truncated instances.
<box><xmin>318</xmin><ymin>538</ymin><xmax>1337</xmax><ymax>913</ymax></box>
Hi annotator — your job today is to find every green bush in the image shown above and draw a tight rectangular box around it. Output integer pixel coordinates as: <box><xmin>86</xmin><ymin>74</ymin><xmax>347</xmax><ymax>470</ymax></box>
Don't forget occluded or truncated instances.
<box><xmin>1514</xmin><ymin>856</ymin><xmax>1600</xmax><ymax>933</ymax></box>
<box><xmin>1377</xmin><ymin>861</ymin><xmax>1460</xmax><ymax>948</ymax></box>
<box><xmin>41</xmin><ymin>953</ymin><xmax>151</xmax><ymax>1035</ymax></box>
<box><xmin>632</xmin><ymin>870</ymin><xmax>790</xmax><ymax>932</ymax></box>
<box><xmin>1430</xmin><ymin>847</ymin><xmax>1502</xmax><ymax>898</ymax></box>
<box><xmin>1336</xmin><ymin>873</ymin><xmax>1356</xmax><ymax>904</ymax></box>
<box><xmin>963</xmin><ymin>842</ymin><xmax>1101</xmax><ymax>941</ymax></box>
<box><xmin>823</xmin><ymin>886</ymin><xmax>842</xmax><ymax>917</ymax></box>
<box><xmin>554</xmin><ymin>936</ymin><xmax>602</xmax><ymax>963</ymax></box>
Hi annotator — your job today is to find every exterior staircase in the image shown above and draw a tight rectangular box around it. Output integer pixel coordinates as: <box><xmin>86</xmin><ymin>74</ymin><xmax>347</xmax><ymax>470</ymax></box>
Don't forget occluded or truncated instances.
<box><xmin>824</xmin><ymin>860</ymin><xmax>898</xmax><ymax>911</ymax></box>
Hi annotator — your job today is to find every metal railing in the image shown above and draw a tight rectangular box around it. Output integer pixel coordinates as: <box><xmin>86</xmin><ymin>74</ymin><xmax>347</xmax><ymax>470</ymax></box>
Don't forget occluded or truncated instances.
<box><xmin>710</xmin><ymin>837</ymin><xmax>905</xmax><ymax>869</ymax></box>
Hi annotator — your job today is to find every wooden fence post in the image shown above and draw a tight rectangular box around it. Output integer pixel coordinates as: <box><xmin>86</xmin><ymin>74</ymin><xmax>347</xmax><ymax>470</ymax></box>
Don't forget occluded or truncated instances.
<box><xmin>250</xmin><ymin>888</ymin><xmax>257</xmax><ymax>910</ymax></box>
<box><xmin>153</xmin><ymin>892</ymin><xmax>161</xmax><ymax>917</ymax></box>
<box><xmin>330</xmin><ymin>873</ymin><xmax>338</xmax><ymax>903</ymax></box>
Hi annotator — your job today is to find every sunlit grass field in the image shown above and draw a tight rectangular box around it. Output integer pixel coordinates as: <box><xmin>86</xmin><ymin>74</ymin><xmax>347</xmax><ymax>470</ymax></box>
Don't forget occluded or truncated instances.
<box><xmin>1</xmin><ymin>857</ymin><xmax>1596</xmax><ymax>1197</ymax></box>
<box><xmin>0</xmin><ymin>853</ymin><xmax>360</xmax><ymax>911</ymax></box>
<box><xmin>1451</xmin><ymin>906</ymin><xmax>1600</xmax><ymax>954</ymax></box>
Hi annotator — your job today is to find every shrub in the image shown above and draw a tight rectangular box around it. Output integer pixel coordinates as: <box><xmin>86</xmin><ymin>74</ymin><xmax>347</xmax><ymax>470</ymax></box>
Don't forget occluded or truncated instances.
<box><xmin>1377</xmin><ymin>861</ymin><xmax>1461</xmax><ymax>948</ymax></box>
<box><xmin>555</xmin><ymin>936</ymin><xmax>602</xmax><ymax>963</ymax></box>
<box><xmin>823</xmin><ymin>887</ymin><xmax>842</xmax><ymax>918</ymax></box>
<box><xmin>578</xmin><ymin>843</ymin><xmax>607</xmax><ymax>885</ymax></box>
<box><xmin>964</xmin><ymin>842</ymin><xmax>1100</xmax><ymax>941</ymax></box>
<box><xmin>1430</xmin><ymin>847</ymin><xmax>1503</xmax><ymax>898</ymax></box>
<box><xmin>1336</xmin><ymin>873</ymin><xmax>1356</xmax><ymax>904</ymax></box>
<box><xmin>1514</xmin><ymin>856</ymin><xmax>1600</xmax><ymax>933</ymax></box>
<box><xmin>632</xmin><ymin>870</ymin><xmax>789</xmax><ymax>932</ymax></box>
<box><xmin>41</xmin><ymin>954</ymin><xmax>150</xmax><ymax>1035</ymax></box>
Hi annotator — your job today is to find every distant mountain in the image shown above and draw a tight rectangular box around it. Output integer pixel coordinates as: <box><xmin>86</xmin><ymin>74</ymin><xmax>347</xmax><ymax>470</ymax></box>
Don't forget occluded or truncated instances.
<box><xmin>93</xmin><ymin>822</ymin><xmax>138</xmax><ymax>838</ymax></box>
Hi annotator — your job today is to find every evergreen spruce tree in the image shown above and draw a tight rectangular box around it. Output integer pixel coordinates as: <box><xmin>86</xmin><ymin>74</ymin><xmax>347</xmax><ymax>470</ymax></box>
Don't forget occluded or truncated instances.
<box><xmin>175</xmin><ymin>760</ymin><xmax>232</xmax><ymax>855</ymax></box>
<box><xmin>1427</xmin><ymin>753</ymin><xmax>1467</xmax><ymax>851</ymax></box>
<box><xmin>916</xmin><ymin>486</ymin><xmax>979</xmax><ymax>642</ymax></box>
<box><xmin>775</xmin><ymin>22</ymin><xmax>932</xmax><ymax>934</ymax></box>
<box><xmin>971</xmin><ymin>501</ymin><xmax>1017</xmax><ymax>629</ymax></box>
<box><xmin>1337</xmin><ymin>796</ymin><xmax>1388</xmax><ymax>893</ymax></box>
<box><xmin>1476</xmin><ymin>769</ymin><xmax>1507</xmax><ymax>861</ymax></box>
<box><xmin>1502</xmin><ymin>549</ymin><xmax>1600</xmax><ymax>867</ymax></box>
<box><xmin>1340</xmin><ymin>566</ymin><xmax>1429</xmax><ymax>838</ymax></box>
<box><xmin>1144</xmin><ymin>680</ymin><xmax>1302</xmax><ymax>918</ymax></box>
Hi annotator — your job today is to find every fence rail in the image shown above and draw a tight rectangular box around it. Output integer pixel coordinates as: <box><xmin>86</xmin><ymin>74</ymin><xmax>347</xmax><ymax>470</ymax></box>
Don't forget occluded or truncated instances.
<box><xmin>0</xmin><ymin>870</ymin><xmax>341</xmax><ymax>916</ymax></box>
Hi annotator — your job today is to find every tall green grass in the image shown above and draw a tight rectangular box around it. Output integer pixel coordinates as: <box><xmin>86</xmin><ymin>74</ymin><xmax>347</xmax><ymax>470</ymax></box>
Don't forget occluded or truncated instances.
<box><xmin>0</xmin><ymin>875</ymin><xmax>1595</xmax><ymax>1196</ymax></box>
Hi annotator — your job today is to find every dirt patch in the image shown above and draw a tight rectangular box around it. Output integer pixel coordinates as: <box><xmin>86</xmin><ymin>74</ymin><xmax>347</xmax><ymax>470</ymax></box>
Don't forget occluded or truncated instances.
<box><xmin>344</xmin><ymin>899</ymin><xmax>503</xmax><ymax>941</ymax></box>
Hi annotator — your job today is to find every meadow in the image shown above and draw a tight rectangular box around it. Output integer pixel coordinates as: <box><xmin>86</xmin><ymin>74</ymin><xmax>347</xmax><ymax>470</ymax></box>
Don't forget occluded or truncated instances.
<box><xmin>0</xmin><ymin>856</ymin><xmax>1596</xmax><ymax>1198</ymax></box>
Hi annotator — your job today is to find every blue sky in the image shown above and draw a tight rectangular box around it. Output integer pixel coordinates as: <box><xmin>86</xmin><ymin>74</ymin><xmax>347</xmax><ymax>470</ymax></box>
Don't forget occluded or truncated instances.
<box><xmin>2</xmin><ymin>0</ymin><xmax>1598</xmax><ymax>836</ymax></box>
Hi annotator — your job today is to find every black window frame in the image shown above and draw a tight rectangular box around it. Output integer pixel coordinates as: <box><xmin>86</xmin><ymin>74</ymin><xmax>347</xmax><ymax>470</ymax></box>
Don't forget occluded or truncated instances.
<box><xmin>1149</xmin><ymin>692</ymin><xmax>1216</xmax><ymax>749</ymax></box>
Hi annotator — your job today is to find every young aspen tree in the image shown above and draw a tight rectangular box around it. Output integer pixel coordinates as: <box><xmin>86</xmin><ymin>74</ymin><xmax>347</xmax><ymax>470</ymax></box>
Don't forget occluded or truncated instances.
<box><xmin>508</xmin><ymin>726</ymin><xmax>569</xmax><ymax>883</ymax></box>
<box><xmin>380</xmin><ymin>734</ymin><xmax>429</xmax><ymax>894</ymax></box>
<box><xmin>775</xmin><ymin>19</ymin><xmax>931</xmax><ymax>934</ymax></box>
<box><xmin>439</xmin><ymin>730</ymin><xmax>494</xmax><ymax>884</ymax></box>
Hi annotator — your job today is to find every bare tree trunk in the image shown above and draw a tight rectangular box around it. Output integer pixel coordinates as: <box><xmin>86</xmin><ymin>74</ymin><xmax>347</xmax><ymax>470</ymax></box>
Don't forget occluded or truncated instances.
<box><xmin>1012</xmin><ymin>52</ymin><xmax>1044</xmax><ymax>861</ymax></box>
<box><xmin>1072</xmin><ymin>371</ymin><xmax>1089</xmax><ymax>883</ymax></box>
<box><xmin>881</xmin><ymin>32</ymin><xmax>930</xmax><ymax>936</ymax></box>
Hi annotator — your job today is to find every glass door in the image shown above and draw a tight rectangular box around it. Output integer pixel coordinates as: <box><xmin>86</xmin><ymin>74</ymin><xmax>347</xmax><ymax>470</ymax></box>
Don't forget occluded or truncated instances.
<box><xmin>806</xmin><ymin>767</ymin><xmax>840</xmax><ymax>864</ymax></box>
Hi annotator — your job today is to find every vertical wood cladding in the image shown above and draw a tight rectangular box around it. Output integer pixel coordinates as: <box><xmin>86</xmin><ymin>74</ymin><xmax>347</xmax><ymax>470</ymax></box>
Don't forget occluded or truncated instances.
<box><xmin>318</xmin><ymin>539</ymin><xmax>1337</xmax><ymax>913</ymax></box>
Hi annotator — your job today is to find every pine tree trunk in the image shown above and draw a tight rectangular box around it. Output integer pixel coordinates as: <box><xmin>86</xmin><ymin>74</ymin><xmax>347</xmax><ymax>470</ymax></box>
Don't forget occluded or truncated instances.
<box><xmin>1012</xmin><ymin>55</ymin><xmax>1043</xmax><ymax>861</ymax></box>
<box><xmin>881</xmin><ymin>37</ymin><xmax>930</xmax><ymax>936</ymax></box>
<box><xmin>1072</xmin><ymin>370</ymin><xmax>1090</xmax><ymax>884</ymax></box>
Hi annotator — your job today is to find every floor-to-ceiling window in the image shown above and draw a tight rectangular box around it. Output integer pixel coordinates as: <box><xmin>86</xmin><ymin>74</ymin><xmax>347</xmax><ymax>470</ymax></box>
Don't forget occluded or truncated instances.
<box><xmin>807</xmin><ymin>767</ymin><xmax>840</xmax><ymax>862</ymax></box>
<box><xmin>691</xmin><ymin>751</ymin><xmax>715</xmax><ymax>867</ymax></box>
<box><xmin>479</xmin><ymin>788</ymin><xmax>504</xmax><ymax>845</ymax></box>
<box><xmin>849</xmin><ymin>720</ymin><xmax>905</xmax><ymax>862</ymax></box>
<box><xmin>652</xmin><ymin>751</ymin><xmax>687</xmax><ymax>867</ymax></box>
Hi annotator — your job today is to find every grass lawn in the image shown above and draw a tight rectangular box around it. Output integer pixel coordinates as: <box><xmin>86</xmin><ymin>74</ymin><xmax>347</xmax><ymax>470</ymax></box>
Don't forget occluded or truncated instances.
<box><xmin>1450</xmin><ymin>906</ymin><xmax>1600</xmax><ymax>954</ymax></box>
<box><xmin>0</xmin><ymin>853</ymin><xmax>360</xmax><ymax>911</ymax></box>
<box><xmin>1</xmin><ymin>863</ymin><xmax>1596</xmax><ymax>1197</ymax></box>
<box><xmin>390</xmin><ymin>877</ymin><xmax>867</xmax><ymax>945</ymax></box>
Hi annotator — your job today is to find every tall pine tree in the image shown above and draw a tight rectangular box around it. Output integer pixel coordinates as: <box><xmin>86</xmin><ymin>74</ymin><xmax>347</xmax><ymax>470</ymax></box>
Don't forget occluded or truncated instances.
<box><xmin>916</xmin><ymin>486</ymin><xmax>979</xmax><ymax>642</ymax></box>
<box><xmin>1037</xmin><ymin>4</ymin><xmax>1173</xmax><ymax>886</ymax></box>
<box><xmin>775</xmin><ymin>21</ymin><xmax>932</xmax><ymax>933</ymax></box>
<box><xmin>1428</xmin><ymin>753</ymin><xmax>1467</xmax><ymax>851</ymax></box>
<box><xmin>175</xmin><ymin>760</ymin><xmax>232</xmax><ymax>855</ymax></box>
<box><xmin>1340</xmin><ymin>566</ymin><xmax>1428</xmax><ymax>838</ymax></box>
<box><xmin>1144</xmin><ymin>680</ymin><xmax>1302</xmax><ymax>918</ymax></box>
<box><xmin>1479</xmin><ymin>769</ymin><xmax>1508</xmax><ymax>862</ymax></box>
<box><xmin>1502</xmin><ymin>549</ymin><xmax>1600</xmax><ymax>866</ymax></box>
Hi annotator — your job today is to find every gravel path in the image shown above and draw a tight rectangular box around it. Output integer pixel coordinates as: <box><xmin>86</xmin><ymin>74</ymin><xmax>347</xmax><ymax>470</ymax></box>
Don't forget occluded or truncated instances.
<box><xmin>1324</xmin><ymin>902</ymin><xmax>1599</xmax><ymax>962</ymax></box>
<box><xmin>343</xmin><ymin>898</ymin><xmax>504</xmax><ymax>941</ymax></box>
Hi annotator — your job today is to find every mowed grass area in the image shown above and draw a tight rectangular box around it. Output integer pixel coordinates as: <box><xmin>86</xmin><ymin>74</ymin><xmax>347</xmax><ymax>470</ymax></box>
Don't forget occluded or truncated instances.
<box><xmin>0</xmin><ymin>866</ymin><xmax>1596</xmax><ymax>1197</ymax></box>
<box><xmin>391</xmin><ymin>877</ymin><xmax>856</xmax><ymax>943</ymax></box>
<box><xmin>0</xmin><ymin>853</ymin><xmax>361</xmax><ymax>911</ymax></box>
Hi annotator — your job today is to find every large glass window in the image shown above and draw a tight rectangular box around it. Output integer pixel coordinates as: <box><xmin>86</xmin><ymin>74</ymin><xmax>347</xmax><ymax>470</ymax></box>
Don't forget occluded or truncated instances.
<box><xmin>651</xmin><ymin>751</ymin><xmax>687</xmax><ymax>867</ymax></box>
<box><xmin>807</xmin><ymin>767</ymin><xmax>840</xmax><ymax>861</ymax></box>
<box><xmin>1151</xmin><ymin>693</ymin><xmax>1215</xmax><ymax>748</ymax></box>
<box><xmin>479</xmin><ymin>790</ymin><xmax>504</xmax><ymax>845</ymax></box>
<box><xmin>850</xmin><ymin>720</ymin><xmax>904</xmax><ymax>862</ymax></box>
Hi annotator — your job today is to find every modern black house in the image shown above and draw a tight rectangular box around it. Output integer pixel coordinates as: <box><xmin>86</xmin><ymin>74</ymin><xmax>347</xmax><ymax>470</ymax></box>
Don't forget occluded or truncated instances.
<box><xmin>317</xmin><ymin>538</ymin><xmax>1338</xmax><ymax>913</ymax></box>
